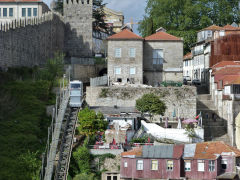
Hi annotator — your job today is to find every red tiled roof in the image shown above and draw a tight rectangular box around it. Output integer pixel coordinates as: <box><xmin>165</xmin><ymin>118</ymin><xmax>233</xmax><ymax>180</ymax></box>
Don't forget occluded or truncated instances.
<box><xmin>203</xmin><ymin>25</ymin><xmax>223</xmax><ymax>31</ymax></box>
<box><xmin>107</xmin><ymin>29</ymin><xmax>143</xmax><ymax>40</ymax></box>
<box><xmin>0</xmin><ymin>0</ymin><xmax>41</xmax><ymax>2</ymax></box>
<box><xmin>223</xmin><ymin>24</ymin><xmax>240</xmax><ymax>31</ymax></box>
<box><xmin>212</xmin><ymin>61</ymin><xmax>240</xmax><ymax>69</ymax></box>
<box><xmin>121</xmin><ymin>146</ymin><xmax>142</xmax><ymax>157</ymax></box>
<box><xmin>229</xmin><ymin>77</ymin><xmax>240</xmax><ymax>85</ymax></box>
<box><xmin>183</xmin><ymin>52</ymin><xmax>192</xmax><ymax>60</ymax></box>
<box><xmin>145</xmin><ymin>31</ymin><xmax>181</xmax><ymax>41</ymax></box>
<box><xmin>194</xmin><ymin>141</ymin><xmax>240</xmax><ymax>160</ymax></box>
<box><xmin>213</xmin><ymin>67</ymin><xmax>240</xmax><ymax>76</ymax></box>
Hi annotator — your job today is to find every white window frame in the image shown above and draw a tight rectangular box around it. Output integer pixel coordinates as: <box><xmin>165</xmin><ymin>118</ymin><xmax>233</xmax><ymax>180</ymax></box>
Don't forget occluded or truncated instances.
<box><xmin>124</xmin><ymin>161</ymin><xmax>128</xmax><ymax>168</ymax></box>
<box><xmin>114</xmin><ymin>67</ymin><xmax>121</xmax><ymax>75</ymax></box>
<box><xmin>129</xmin><ymin>48</ymin><xmax>136</xmax><ymax>58</ymax></box>
<box><xmin>115</xmin><ymin>48</ymin><xmax>121</xmax><ymax>58</ymax></box>
<box><xmin>136</xmin><ymin>160</ymin><xmax>143</xmax><ymax>170</ymax></box>
<box><xmin>208</xmin><ymin>160</ymin><xmax>215</xmax><ymax>171</ymax></box>
<box><xmin>198</xmin><ymin>160</ymin><xmax>205</xmax><ymax>171</ymax></box>
<box><xmin>9</xmin><ymin>8</ymin><xmax>13</xmax><ymax>17</ymax></box>
<box><xmin>184</xmin><ymin>161</ymin><xmax>191</xmax><ymax>171</ymax></box>
<box><xmin>151</xmin><ymin>160</ymin><xmax>158</xmax><ymax>170</ymax></box>
<box><xmin>166</xmin><ymin>160</ymin><xmax>173</xmax><ymax>171</ymax></box>
<box><xmin>130</xmin><ymin>67</ymin><xmax>136</xmax><ymax>75</ymax></box>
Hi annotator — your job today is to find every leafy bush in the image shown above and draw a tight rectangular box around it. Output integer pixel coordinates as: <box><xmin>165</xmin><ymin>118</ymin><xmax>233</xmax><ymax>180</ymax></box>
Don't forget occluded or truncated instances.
<box><xmin>78</xmin><ymin>108</ymin><xmax>108</xmax><ymax>136</ymax></box>
<box><xmin>136</xmin><ymin>93</ymin><xmax>166</xmax><ymax>116</ymax></box>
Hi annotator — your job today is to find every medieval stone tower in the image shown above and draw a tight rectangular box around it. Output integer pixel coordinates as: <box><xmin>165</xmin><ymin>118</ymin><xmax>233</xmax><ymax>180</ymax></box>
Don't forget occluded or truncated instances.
<box><xmin>64</xmin><ymin>0</ymin><xmax>93</xmax><ymax>58</ymax></box>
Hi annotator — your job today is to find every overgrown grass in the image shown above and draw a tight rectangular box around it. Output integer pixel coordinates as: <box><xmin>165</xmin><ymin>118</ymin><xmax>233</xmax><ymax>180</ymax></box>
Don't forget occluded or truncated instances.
<box><xmin>0</xmin><ymin>52</ymin><xmax>64</xmax><ymax>180</ymax></box>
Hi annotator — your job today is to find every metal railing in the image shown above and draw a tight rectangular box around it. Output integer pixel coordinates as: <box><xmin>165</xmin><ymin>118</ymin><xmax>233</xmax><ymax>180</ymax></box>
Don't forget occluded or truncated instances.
<box><xmin>44</xmin><ymin>89</ymin><xmax>70</xmax><ymax>180</ymax></box>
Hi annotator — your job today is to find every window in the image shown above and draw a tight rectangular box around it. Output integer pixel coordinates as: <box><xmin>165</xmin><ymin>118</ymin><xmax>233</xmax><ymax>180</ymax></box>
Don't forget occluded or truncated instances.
<box><xmin>209</xmin><ymin>160</ymin><xmax>215</xmax><ymax>171</ymax></box>
<box><xmin>198</xmin><ymin>160</ymin><xmax>205</xmax><ymax>171</ymax></box>
<box><xmin>28</xmin><ymin>8</ymin><xmax>31</xmax><ymax>17</ymax></box>
<box><xmin>22</xmin><ymin>8</ymin><xmax>26</xmax><ymax>17</ymax></box>
<box><xmin>124</xmin><ymin>161</ymin><xmax>128</xmax><ymax>168</ymax></box>
<box><xmin>151</xmin><ymin>160</ymin><xmax>158</xmax><ymax>170</ymax></box>
<box><xmin>130</xmin><ymin>67</ymin><xmax>136</xmax><ymax>75</ymax></box>
<box><xmin>33</xmin><ymin>8</ymin><xmax>37</xmax><ymax>16</ymax></box>
<box><xmin>9</xmin><ymin>8</ymin><xmax>13</xmax><ymax>17</ymax></box>
<box><xmin>115</xmin><ymin>48</ymin><xmax>121</xmax><ymax>58</ymax></box>
<box><xmin>107</xmin><ymin>176</ymin><xmax>111</xmax><ymax>180</ymax></box>
<box><xmin>0</xmin><ymin>8</ymin><xmax>1</xmax><ymax>17</ymax></box>
<box><xmin>184</xmin><ymin>161</ymin><xmax>191</xmax><ymax>171</ymax></box>
<box><xmin>114</xmin><ymin>67</ymin><xmax>121</xmax><ymax>75</ymax></box>
<box><xmin>3</xmin><ymin>8</ymin><xmax>7</xmax><ymax>17</ymax></box>
<box><xmin>220</xmin><ymin>30</ymin><xmax>225</xmax><ymax>37</ymax></box>
<box><xmin>167</xmin><ymin>160</ymin><xmax>173</xmax><ymax>171</ymax></box>
<box><xmin>113</xmin><ymin>176</ymin><xmax>117</xmax><ymax>180</ymax></box>
<box><xmin>129</xmin><ymin>48</ymin><xmax>136</xmax><ymax>58</ymax></box>
<box><xmin>221</xmin><ymin>159</ymin><xmax>227</xmax><ymax>170</ymax></box>
<box><xmin>153</xmin><ymin>49</ymin><xmax>163</xmax><ymax>65</ymax></box>
<box><xmin>137</xmin><ymin>160</ymin><xmax>143</xmax><ymax>170</ymax></box>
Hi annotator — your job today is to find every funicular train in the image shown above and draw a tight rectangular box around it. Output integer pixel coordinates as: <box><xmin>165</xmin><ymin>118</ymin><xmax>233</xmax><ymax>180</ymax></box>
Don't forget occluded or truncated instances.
<box><xmin>69</xmin><ymin>80</ymin><xmax>83</xmax><ymax>108</ymax></box>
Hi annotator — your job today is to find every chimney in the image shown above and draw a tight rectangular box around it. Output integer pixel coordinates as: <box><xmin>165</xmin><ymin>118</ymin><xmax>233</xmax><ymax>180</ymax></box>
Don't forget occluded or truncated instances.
<box><xmin>156</xmin><ymin>27</ymin><xmax>166</xmax><ymax>33</ymax></box>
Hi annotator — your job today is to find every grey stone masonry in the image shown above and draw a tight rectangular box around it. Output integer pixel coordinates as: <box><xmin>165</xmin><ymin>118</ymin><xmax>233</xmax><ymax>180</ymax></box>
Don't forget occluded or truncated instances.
<box><xmin>64</xmin><ymin>0</ymin><xmax>93</xmax><ymax>58</ymax></box>
<box><xmin>107</xmin><ymin>40</ymin><xmax>144</xmax><ymax>84</ymax></box>
<box><xmin>143</xmin><ymin>41</ymin><xmax>183</xmax><ymax>86</ymax></box>
<box><xmin>0</xmin><ymin>12</ymin><xmax>64</xmax><ymax>68</ymax></box>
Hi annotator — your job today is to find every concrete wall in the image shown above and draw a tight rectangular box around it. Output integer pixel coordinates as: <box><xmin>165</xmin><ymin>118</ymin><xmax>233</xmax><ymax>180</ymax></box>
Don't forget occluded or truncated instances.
<box><xmin>64</xmin><ymin>0</ymin><xmax>93</xmax><ymax>58</ymax></box>
<box><xmin>107</xmin><ymin>40</ymin><xmax>143</xmax><ymax>84</ymax></box>
<box><xmin>0</xmin><ymin>12</ymin><xmax>64</xmax><ymax>69</ymax></box>
<box><xmin>143</xmin><ymin>40</ymin><xmax>183</xmax><ymax>86</ymax></box>
<box><xmin>86</xmin><ymin>86</ymin><xmax>197</xmax><ymax>118</ymax></box>
<box><xmin>72</xmin><ymin>64</ymin><xmax>106</xmax><ymax>83</ymax></box>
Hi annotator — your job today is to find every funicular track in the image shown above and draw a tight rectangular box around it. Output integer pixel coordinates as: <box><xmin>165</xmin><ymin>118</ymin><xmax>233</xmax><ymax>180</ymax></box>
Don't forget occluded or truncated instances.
<box><xmin>54</xmin><ymin>107</ymin><xmax>80</xmax><ymax>180</ymax></box>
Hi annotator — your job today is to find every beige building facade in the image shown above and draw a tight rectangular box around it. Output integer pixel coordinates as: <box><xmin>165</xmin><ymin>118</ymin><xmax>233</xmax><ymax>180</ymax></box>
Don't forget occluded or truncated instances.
<box><xmin>104</xmin><ymin>7</ymin><xmax>124</xmax><ymax>33</ymax></box>
<box><xmin>0</xmin><ymin>0</ymin><xmax>49</xmax><ymax>23</ymax></box>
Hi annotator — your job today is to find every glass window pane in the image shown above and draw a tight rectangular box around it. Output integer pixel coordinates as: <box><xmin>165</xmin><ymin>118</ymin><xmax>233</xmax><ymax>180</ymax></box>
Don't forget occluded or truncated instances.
<box><xmin>137</xmin><ymin>160</ymin><xmax>143</xmax><ymax>170</ymax></box>
<box><xmin>129</xmin><ymin>48</ymin><xmax>136</xmax><ymax>58</ymax></box>
<box><xmin>151</xmin><ymin>160</ymin><xmax>158</xmax><ymax>170</ymax></box>
<box><xmin>185</xmin><ymin>161</ymin><xmax>191</xmax><ymax>171</ymax></box>
<box><xmin>115</xmin><ymin>67</ymin><xmax>121</xmax><ymax>75</ymax></box>
<box><xmin>198</xmin><ymin>160</ymin><xmax>205</xmax><ymax>171</ymax></box>
<box><xmin>28</xmin><ymin>8</ymin><xmax>31</xmax><ymax>17</ymax></box>
<box><xmin>9</xmin><ymin>8</ymin><xmax>13</xmax><ymax>17</ymax></box>
<box><xmin>115</xmin><ymin>48</ymin><xmax>121</xmax><ymax>58</ymax></box>
<box><xmin>167</xmin><ymin>160</ymin><xmax>173</xmax><ymax>171</ymax></box>
<box><xmin>130</xmin><ymin>67</ymin><xmax>135</xmax><ymax>75</ymax></box>
<box><xmin>3</xmin><ymin>8</ymin><xmax>7</xmax><ymax>17</ymax></box>
<box><xmin>22</xmin><ymin>8</ymin><xmax>26</xmax><ymax>17</ymax></box>
<box><xmin>33</xmin><ymin>8</ymin><xmax>37</xmax><ymax>16</ymax></box>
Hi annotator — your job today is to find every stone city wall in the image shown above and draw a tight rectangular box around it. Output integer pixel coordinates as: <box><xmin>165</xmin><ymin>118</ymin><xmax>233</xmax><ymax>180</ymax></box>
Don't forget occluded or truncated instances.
<box><xmin>86</xmin><ymin>86</ymin><xmax>197</xmax><ymax>118</ymax></box>
<box><xmin>0</xmin><ymin>12</ymin><xmax>65</xmax><ymax>69</ymax></box>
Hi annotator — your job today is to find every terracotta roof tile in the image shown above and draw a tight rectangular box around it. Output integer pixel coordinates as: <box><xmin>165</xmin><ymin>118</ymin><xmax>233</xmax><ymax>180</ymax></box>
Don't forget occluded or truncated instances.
<box><xmin>213</xmin><ymin>67</ymin><xmax>240</xmax><ymax>76</ymax></box>
<box><xmin>107</xmin><ymin>29</ymin><xmax>143</xmax><ymax>40</ymax></box>
<box><xmin>121</xmin><ymin>146</ymin><xmax>142</xmax><ymax>157</ymax></box>
<box><xmin>183</xmin><ymin>52</ymin><xmax>192</xmax><ymax>60</ymax></box>
<box><xmin>223</xmin><ymin>24</ymin><xmax>240</xmax><ymax>31</ymax></box>
<box><xmin>145</xmin><ymin>31</ymin><xmax>181</xmax><ymax>41</ymax></box>
<box><xmin>212</xmin><ymin>61</ymin><xmax>240</xmax><ymax>69</ymax></box>
<box><xmin>203</xmin><ymin>25</ymin><xmax>223</xmax><ymax>31</ymax></box>
<box><xmin>229</xmin><ymin>77</ymin><xmax>240</xmax><ymax>85</ymax></box>
<box><xmin>194</xmin><ymin>141</ymin><xmax>240</xmax><ymax>160</ymax></box>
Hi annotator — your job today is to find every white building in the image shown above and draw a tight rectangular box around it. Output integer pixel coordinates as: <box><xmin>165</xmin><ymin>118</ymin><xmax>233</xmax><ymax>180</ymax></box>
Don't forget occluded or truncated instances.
<box><xmin>183</xmin><ymin>24</ymin><xmax>240</xmax><ymax>84</ymax></box>
<box><xmin>0</xmin><ymin>0</ymin><xmax>49</xmax><ymax>23</ymax></box>
<box><xmin>183</xmin><ymin>52</ymin><xmax>193</xmax><ymax>80</ymax></box>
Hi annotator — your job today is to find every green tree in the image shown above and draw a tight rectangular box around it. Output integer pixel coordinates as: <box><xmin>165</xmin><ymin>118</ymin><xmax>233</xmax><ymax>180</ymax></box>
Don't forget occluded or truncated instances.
<box><xmin>78</xmin><ymin>108</ymin><xmax>108</xmax><ymax>136</ymax></box>
<box><xmin>138</xmin><ymin>0</ymin><xmax>240</xmax><ymax>53</ymax></box>
<box><xmin>136</xmin><ymin>93</ymin><xmax>166</xmax><ymax>117</ymax></box>
<box><xmin>73</xmin><ymin>173</ymin><xmax>95</xmax><ymax>180</ymax></box>
<box><xmin>72</xmin><ymin>146</ymin><xmax>91</xmax><ymax>174</ymax></box>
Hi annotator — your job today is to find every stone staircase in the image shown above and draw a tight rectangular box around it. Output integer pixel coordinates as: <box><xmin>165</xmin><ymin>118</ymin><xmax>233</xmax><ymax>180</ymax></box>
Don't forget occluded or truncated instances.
<box><xmin>197</xmin><ymin>94</ymin><xmax>230</xmax><ymax>144</ymax></box>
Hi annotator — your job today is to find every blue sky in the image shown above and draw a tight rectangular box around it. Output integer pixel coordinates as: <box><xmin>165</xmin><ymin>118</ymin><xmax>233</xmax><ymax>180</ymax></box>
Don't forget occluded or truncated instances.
<box><xmin>43</xmin><ymin>0</ymin><xmax>147</xmax><ymax>35</ymax></box>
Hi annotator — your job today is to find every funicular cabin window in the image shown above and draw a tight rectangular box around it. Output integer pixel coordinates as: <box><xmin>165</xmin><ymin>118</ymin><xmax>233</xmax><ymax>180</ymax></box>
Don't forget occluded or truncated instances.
<box><xmin>71</xmin><ymin>84</ymin><xmax>80</xmax><ymax>88</ymax></box>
